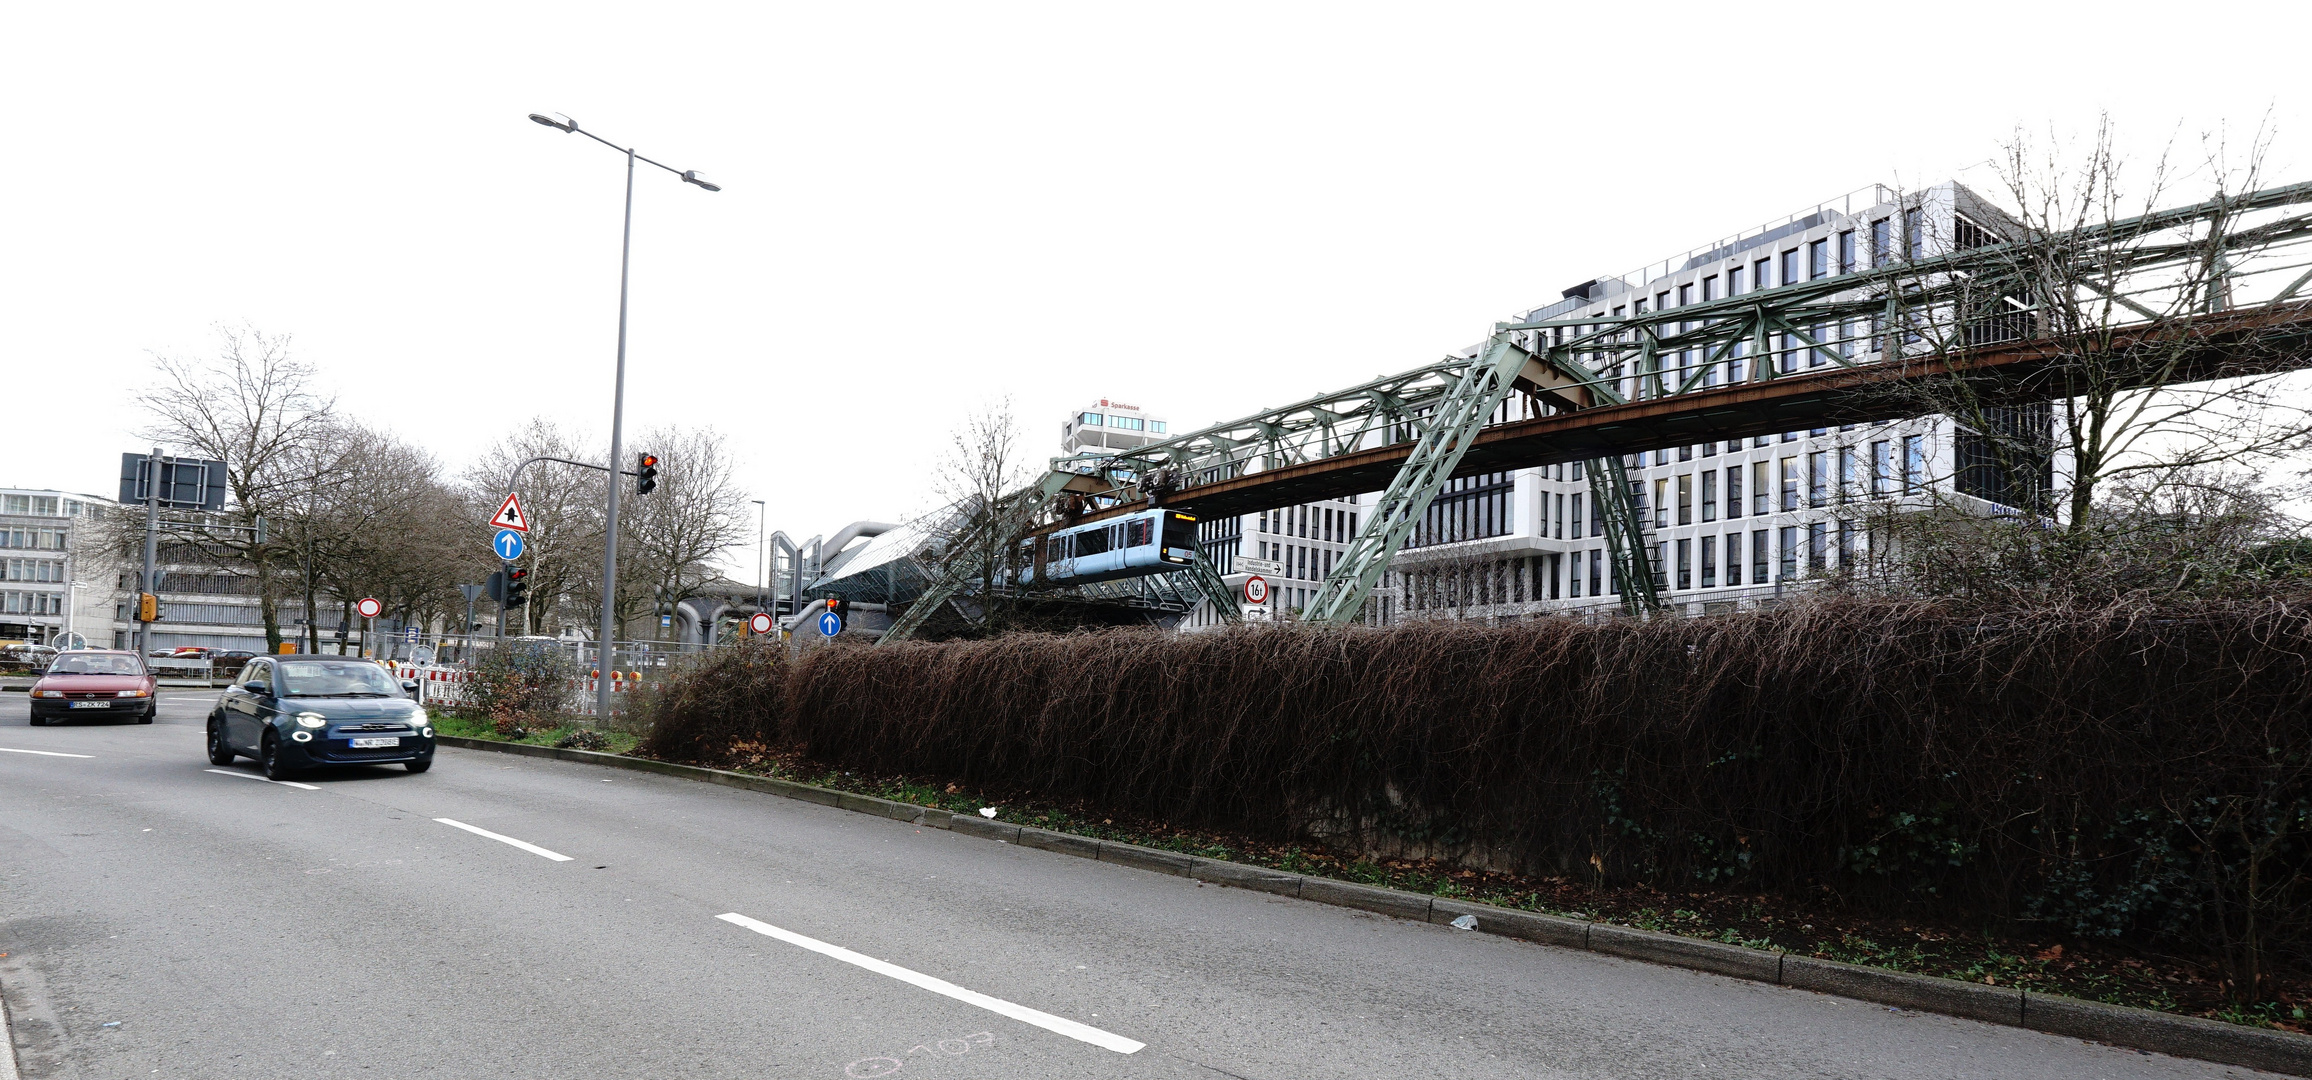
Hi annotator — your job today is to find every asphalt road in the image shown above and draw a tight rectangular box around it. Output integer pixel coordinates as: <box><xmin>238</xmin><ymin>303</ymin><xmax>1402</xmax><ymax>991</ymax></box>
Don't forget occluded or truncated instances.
<box><xmin>0</xmin><ymin>692</ymin><xmax>2283</xmax><ymax>1080</ymax></box>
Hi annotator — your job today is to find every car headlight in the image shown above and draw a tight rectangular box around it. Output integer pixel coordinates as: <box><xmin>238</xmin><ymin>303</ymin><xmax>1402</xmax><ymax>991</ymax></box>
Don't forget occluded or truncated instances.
<box><xmin>32</xmin><ymin>689</ymin><xmax>63</xmax><ymax>698</ymax></box>
<box><xmin>115</xmin><ymin>689</ymin><xmax>151</xmax><ymax>698</ymax></box>
<box><xmin>294</xmin><ymin>712</ymin><xmax>329</xmax><ymax>729</ymax></box>
<box><xmin>420</xmin><ymin>727</ymin><xmax>435</xmax><ymax>738</ymax></box>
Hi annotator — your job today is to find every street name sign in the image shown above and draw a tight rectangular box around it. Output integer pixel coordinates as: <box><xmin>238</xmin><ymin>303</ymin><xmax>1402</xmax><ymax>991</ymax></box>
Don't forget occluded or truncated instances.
<box><xmin>356</xmin><ymin>597</ymin><xmax>382</xmax><ymax>619</ymax></box>
<box><xmin>493</xmin><ymin>529</ymin><xmax>526</xmax><ymax>561</ymax></box>
<box><xmin>488</xmin><ymin>492</ymin><xmax>531</xmax><ymax>533</ymax></box>
<box><xmin>1236</xmin><ymin>557</ymin><xmax>1282</xmax><ymax>576</ymax></box>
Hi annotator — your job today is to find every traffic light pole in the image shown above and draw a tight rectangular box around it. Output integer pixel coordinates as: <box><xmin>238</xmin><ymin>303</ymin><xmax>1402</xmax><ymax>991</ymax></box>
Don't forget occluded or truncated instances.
<box><xmin>138</xmin><ymin>445</ymin><xmax>160</xmax><ymax>658</ymax></box>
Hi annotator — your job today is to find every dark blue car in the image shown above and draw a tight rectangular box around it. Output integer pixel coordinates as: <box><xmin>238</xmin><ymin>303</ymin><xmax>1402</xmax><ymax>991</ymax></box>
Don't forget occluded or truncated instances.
<box><xmin>207</xmin><ymin>655</ymin><xmax>436</xmax><ymax>780</ymax></box>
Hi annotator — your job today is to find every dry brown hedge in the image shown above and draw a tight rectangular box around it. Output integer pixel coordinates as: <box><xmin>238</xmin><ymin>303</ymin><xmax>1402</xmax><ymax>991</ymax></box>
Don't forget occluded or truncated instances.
<box><xmin>640</xmin><ymin>595</ymin><xmax>2312</xmax><ymax>984</ymax></box>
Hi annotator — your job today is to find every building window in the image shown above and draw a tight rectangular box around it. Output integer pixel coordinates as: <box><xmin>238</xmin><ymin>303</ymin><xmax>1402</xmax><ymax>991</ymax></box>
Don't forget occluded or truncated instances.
<box><xmin>1808</xmin><ymin>522</ymin><xmax>1828</xmax><ymax>571</ymax></box>
<box><xmin>1751</xmin><ymin>461</ymin><xmax>1770</xmax><ymax>515</ymax></box>
<box><xmin>1780</xmin><ymin>457</ymin><xmax>1800</xmax><ymax>512</ymax></box>
<box><xmin>1808</xmin><ymin>239</ymin><xmax>1828</xmax><ymax>279</ymax></box>
<box><xmin>1150</xmin><ymin>421</ymin><xmax>1167</xmax><ymax>434</ymax></box>
<box><xmin>1754</xmin><ymin>257</ymin><xmax>1772</xmax><ymax>291</ymax></box>
<box><xmin>1554</xmin><ymin>493</ymin><xmax>1565</xmax><ymax>540</ymax></box>
<box><xmin>1701</xmin><ymin>535</ymin><xmax>1717</xmax><ymax>588</ymax></box>
<box><xmin>1837</xmin><ymin>519</ymin><xmax>1856</xmax><ymax>567</ymax></box>
<box><xmin>1871</xmin><ymin>218</ymin><xmax>1892</xmax><ymax>267</ymax></box>
<box><xmin>1677</xmin><ymin>283</ymin><xmax>1693</xmax><ymax>307</ymax></box>
<box><xmin>1904</xmin><ymin>206</ymin><xmax>1923</xmax><ymax>261</ymax></box>
<box><xmin>1725</xmin><ymin>532</ymin><xmax>1743</xmax><ymax>586</ymax></box>
<box><xmin>1571</xmin><ymin>493</ymin><xmax>1584</xmax><ymax>539</ymax></box>
<box><xmin>1726</xmin><ymin>466</ymin><xmax>1742</xmax><ymax>519</ymax></box>
<box><xmin>1779</xmin><ymin>526</ymin><xmax>1799</xmax><ymax>580</ymax></box>
<box><xmin>1677</xmin><ymin>474</ymin><xmax>1693</xmax><ymax>525</ymax></box>
<box><xmin>1702</xmin><ymin>275</ymin><xmax>1718</xmax><ymax>301</ymax></box>
<box><xmin>1590</xmin><ymin>549</ymin><xmax>1603</xmax><ymax>596</ymax></box>
<box><xmin>1755</xmin><ymin>530</ymin><xmax>1772</xmax><ymax>584</ymax></box>
<box><xmin>1079</xmin><ymin>412</ymin><xmax>1105</xmax><ymax>426</ymax></box>
<box><xmin>1653</xmin><ymin>479</ymin><xmax>1669</xmax><ymax>529</ymax></box>
<box><xmin>1807</xmin><ymin>452</ymin><xmax>1827</xmax><ymax>508</ymax></box>
<box><xmin>1837</xmin><ymin>447</ymin><xmax>1857</xmax><ymax>503</ymax></box>
<box><xmin>1904</xmin><ymin>435</ymin><xmax>1927</xmax><ymax>492</ymax></box>
<box><xmin>1838</xmin><ymin>230</ymin><xmax>1856</xmax><ymax>274</ymax></box>
<box><xmin>1676</xmin><ymin>538</ymin><xmax>1692</xmax><ymax>590</ymax></box>
<box><xmin>1729</xmin><ymin>265</ymin><xmax>1745</xmax><ymax>295</ymax></box>
<box><xmin>1871</xmin><ymin>440</ymin><xmax>1891</xmax><ymax>495</ymax></box>
<box><xmin>1701</xmin><ymin>470</ymin><xmax>1717</xmax><ymax>522</ymax></box>
<box><xmin>1780</xmin><ymin>249</ymin><xmax>1799</xmax><ymax>289</ymax></box>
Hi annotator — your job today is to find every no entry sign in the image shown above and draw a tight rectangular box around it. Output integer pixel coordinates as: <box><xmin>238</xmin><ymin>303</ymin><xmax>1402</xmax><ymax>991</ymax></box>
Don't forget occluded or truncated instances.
<box><xmin>356</xmin><ymin>597</ymin><xmax>382</xmax><ymax>619</ymax></box>
<box><xmin>749</xmin><ymin>612</ymin><xmax>774</xmax><ymax>635</ymax></box>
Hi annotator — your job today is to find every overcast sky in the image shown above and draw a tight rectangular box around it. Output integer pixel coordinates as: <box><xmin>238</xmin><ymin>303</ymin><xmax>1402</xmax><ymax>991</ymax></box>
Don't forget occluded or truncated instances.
<box><xmin>6</xmin><ymin>2</ymin><xmax>2307</xmax><ymax>574</ymax></box>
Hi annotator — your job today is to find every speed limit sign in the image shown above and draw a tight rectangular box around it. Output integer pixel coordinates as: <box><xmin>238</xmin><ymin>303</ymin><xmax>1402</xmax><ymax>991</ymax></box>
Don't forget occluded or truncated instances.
<box><xmin>749</xmin><ymin>612</ymin><xmax>774</xmax><ymax>635</ymax></box>
<box><xmin>1243</xmin><ymin>575</ymin><xmax>1269</xmax><ymax>604</ymax></box>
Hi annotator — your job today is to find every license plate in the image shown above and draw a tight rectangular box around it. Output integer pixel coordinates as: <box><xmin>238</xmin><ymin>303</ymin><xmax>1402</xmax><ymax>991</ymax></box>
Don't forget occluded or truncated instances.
<box><xmin>68</xmin><ymin>701</ymin><xmax>112</xmax><ymax>709</ymax></box>
<box><xmin>348</xmin><ymin>737</ymin><xmax>402</xmax><ymax>749</ymax></box>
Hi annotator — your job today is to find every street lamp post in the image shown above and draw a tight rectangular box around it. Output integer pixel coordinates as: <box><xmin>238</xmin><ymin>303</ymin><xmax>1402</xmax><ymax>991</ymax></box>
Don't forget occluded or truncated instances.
<box><xmin>528</xmin><ymin>111</ymin><xmax>719</xmax><ymax>721</ymax></box>
<box><xmin>752</xmin><ymin>499</ymin><xmax>767</xmax><ymax>616</ymax></box>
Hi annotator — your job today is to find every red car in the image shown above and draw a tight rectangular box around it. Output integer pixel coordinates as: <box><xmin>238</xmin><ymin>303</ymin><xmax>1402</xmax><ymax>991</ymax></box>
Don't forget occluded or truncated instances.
<box><xmin>28</xmin><ymin>651</ymin><xmax>157</xmax><ymax>725</ymax></box>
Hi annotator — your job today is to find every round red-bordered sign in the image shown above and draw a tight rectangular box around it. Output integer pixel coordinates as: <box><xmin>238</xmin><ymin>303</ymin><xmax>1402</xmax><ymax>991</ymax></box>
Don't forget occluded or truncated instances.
<box><xmin>356</xmin><ymin>597</ymin><xmax>382</xmax><ymax>619</ymax></box>
<box><xmin>749</xmin><ymin>612</ymin><xmax>774</xmax><ymax>635</ymax></box>
<box><xmin>1243</xmin><ymin>576</ymin><xmax>1269</xmax><ymax>604</ymax></box>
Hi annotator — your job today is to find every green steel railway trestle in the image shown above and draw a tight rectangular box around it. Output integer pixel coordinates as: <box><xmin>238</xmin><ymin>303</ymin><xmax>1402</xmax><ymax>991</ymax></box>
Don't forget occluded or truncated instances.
<box><xmin>879</xmin><ymin>180</ymin><xmax>2312</xmax><ymax>642</ymax></box>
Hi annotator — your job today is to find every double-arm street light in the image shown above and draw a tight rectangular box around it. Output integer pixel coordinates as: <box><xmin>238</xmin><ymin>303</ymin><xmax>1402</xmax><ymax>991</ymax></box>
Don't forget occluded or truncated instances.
<box><xmin>527</xmin><ymin>111</ymin><xmax>720</xmax><ymax>720</ymax></box>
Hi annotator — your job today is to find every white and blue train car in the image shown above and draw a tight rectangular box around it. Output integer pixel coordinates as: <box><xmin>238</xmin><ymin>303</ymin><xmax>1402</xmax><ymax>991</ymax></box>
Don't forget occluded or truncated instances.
<box><xmin>1021</xmin><ymin>509</ymin><xmax>1200</xmax><ymax>585</ymax></box>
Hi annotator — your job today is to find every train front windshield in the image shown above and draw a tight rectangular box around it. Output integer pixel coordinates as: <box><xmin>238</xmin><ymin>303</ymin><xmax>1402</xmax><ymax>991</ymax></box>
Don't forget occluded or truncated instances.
<box><xmin>1162</xmin><ymin>513</ymin><xmax>1198</xmax><ymax>561</ymax></box>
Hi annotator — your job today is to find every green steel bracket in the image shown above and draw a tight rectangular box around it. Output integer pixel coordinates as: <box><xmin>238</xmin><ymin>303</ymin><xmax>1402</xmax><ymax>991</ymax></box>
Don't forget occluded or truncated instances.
<box><xmin>1186</xmin><ymin>551</ymin><xmax>1241</xmax><ymax>622</ymax></box>
<box><xmin>1588</xmin><ymin>453</ymin><xmax>1662</xmax><ymax>616</ymax></box>
<box><xmin>1303</xmin><ymin>333</ymin><xmax>1536</xmax><ymax>624</ymax></box>
<box><xmin>879</xmin><ymin>471</ymin><xmax>1079</xmax><ymax>645</ymax></box>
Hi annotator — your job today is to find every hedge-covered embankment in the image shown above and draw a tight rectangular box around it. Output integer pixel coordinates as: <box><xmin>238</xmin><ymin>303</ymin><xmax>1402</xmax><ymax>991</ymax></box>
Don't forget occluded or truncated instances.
<box><xmin>638</xmin><ymin>596</ymin><xmax>2312</xmax><ymax>998</ymax></box>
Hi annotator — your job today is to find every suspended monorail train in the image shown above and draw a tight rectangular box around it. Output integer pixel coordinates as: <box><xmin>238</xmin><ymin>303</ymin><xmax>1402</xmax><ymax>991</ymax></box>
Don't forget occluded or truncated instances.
<box><xmin>1017</xmin><ymin>509</ymin><xmax>1200</xmax><ymax>585</ymax></box>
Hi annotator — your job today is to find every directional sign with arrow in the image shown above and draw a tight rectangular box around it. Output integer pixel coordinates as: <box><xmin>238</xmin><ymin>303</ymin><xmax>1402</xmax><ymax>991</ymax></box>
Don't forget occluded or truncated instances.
<box><xmin>488</xmin><ymin>492</ymin><xmax>530</xmax><ymax>533</ymax></box>
<box><xmin>493</xmin><ymin>529</ymin><xmax>526</xmax><ymax>561</ymax></box>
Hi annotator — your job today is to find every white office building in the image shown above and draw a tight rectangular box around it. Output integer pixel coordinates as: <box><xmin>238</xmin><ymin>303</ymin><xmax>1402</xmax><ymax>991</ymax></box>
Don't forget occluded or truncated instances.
<box><xmin>1374</xmin><ymin>181</ymin><xmax>2055</xmax><ymax>622</ymax></box>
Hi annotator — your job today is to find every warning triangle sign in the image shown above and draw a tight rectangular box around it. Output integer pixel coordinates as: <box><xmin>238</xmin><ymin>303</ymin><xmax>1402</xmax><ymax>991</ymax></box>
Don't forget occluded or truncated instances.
<box><xmin>489</xmin><ymin>492</ymin><xmax>531</xmax><ymax>533</ymax></box>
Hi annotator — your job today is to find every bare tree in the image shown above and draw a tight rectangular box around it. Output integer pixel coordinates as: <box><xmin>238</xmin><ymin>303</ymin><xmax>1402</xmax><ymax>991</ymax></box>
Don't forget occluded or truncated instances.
<box><xmin>462</xmin><ymin>419</ymin><xmax>601</xmax><ymax>637</ymax></box>
<box><xmin>136</xmin><ymin>325</ymin><xmax>336</xmax><ymax>651</ymax></box>
<box><xmin>1887</xmin><ymin>119</ymin><xmax>2312</xmax><ymax>535</ymax></box>
<box><xmin>620</xmin><ymin>424</ymin><xmax>748</xmax><ymax>642</ymax></box>
<box><xmin>917</xmin><ymin>399</ymin><xmax>1047</xmax><ymax>635</ymax></box>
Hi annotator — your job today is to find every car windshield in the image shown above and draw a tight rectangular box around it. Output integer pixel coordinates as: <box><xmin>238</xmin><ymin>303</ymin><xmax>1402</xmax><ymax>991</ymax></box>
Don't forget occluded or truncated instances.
<box><xmin>278</xmin><ymin>661</ymin><xmax>404</xmax><ymax>698</ymax></box>
<box><xmin>48</xmin><ymin>654</ymin><xmax>144</xmax><ymax>676</ymax></box>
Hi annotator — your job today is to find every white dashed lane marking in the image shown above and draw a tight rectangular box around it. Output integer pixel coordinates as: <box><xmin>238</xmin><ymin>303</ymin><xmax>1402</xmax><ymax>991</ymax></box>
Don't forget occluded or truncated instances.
<box><xmin>204</xmin><ymin>768</ymin><xmax>320</xmax><ymax>791</ymax></box>
<box><xmin>717</xmin><ymin>912</ymin><xmax>1144</xmax><ymax>1055</ymax></box>
<box><xmin>433</xmin><ymin>818</ymin><xmax>573</xmax><ymax>861</ymax></box>
<box><xmin>0</xmin><ymin>747</ymin><xmax>94</xmax><ymax>758</ymax></box>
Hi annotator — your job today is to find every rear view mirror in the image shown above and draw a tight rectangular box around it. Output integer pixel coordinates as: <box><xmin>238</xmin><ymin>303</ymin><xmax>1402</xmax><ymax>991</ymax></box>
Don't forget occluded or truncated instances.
<box><xmin>400</xmin><ymin>680</ymin><xmax>420</xmax><ymax>694</ymax></box>
<box><xmin>243</xmin><ymin>682</ymin><xmax>271</xmax><ymax>696</ymax></box>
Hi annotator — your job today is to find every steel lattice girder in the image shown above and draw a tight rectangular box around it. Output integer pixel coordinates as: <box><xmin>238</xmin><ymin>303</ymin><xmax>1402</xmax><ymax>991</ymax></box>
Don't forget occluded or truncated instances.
<box><xmin>1006</xmin><ymin>181</ymin><xmax>2312</xmax><ymax>625</ymax></box>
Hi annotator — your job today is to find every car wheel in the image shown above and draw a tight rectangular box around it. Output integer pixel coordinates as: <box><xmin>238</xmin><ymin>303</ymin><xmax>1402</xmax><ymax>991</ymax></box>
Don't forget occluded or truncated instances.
<box><xmin>28</xmin><ymin>712</ymin><xmax>44</xmax><ymax>727</ymax></box>
<box><xmin>260</xmin><ymin>732</ymin><xmax>295</xmax><ymax>781</ymax></box>
<box><xmin>207</xmin><ymin>721</ymin><xmax>236</xmax><ymax>766</ymax></box>
<box><xmin>139</xmin><ymin>707</ymin><xmax>154</xmax><ymax>725</ymax></box>
<box><xmin>405</xmin><ymin>759</ymin><xmax>431</xmax><ymax>774</ymax></box>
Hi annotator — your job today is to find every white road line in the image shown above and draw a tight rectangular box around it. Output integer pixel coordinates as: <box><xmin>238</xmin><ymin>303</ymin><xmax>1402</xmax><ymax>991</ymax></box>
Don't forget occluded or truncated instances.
<box><xmin>716</xmin><ymin>912</ymin><xmax>1144</xmax><ymax>1055</ymax></box>
<box><xmin>203</xmin><ymin>768</ymin><xmax>320</xmax><ymax>791</ymax></box>
<box><xmin>433</xmin><ymin>818</ymin><xmax>573</xmax><ymax>862</ymax></box>
<box><xmin>0</xmin><ymin>747</ymin><xmax>94</xmax><ymax>759</ymax></box>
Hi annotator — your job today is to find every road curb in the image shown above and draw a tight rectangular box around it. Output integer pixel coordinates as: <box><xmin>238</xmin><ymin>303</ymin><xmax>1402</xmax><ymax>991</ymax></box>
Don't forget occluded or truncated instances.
<box><xmin>433</xmin><ymin>735</ymin><xmax>2312</xmax><ymax>1077</ymax></box>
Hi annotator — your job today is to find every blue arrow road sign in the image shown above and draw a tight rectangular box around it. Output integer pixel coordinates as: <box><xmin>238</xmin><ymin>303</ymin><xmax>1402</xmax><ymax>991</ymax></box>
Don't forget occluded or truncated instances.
<box><xmin>818</xmin><ymin>611</ymin><xmax>841</xmax><ymax>637</ymax></box>
<box><xmin>493</xmin><ymin>529</ymin><xmax>526</xmax><ymax>561</ymax></box>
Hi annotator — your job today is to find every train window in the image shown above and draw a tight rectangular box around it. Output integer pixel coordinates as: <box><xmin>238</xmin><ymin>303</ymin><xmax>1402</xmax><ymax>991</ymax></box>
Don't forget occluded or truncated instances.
<box><xmin>1128</xmin><ymin>519</ymin><xmax>1153</xmax><ymax>547</ymax></box>
<box><xmin>1076</xmin><ymin>527</ymin><xmax>1109</xmax><ymax>556</ymax></box>
<box><xmin>1162</xmin><ymin>513</ymin><xmax>1198</xmax><ymax>551</ymax></box>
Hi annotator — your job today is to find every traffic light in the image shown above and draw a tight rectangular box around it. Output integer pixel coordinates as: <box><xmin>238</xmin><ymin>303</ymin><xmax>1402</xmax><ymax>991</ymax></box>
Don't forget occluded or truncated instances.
<box><xmin>136</xmin><ymin>593</ymin><xmax>159</xmax><ymax>622</ymax></box>
<box><xmin>636</xmin><ymin>453</ymin><xmax>659</xmax><ymax>495</ymax></box>
<box><xmin>828</xmin><ymin>597</ymin><xmax>848</xmax><ymax>627</ymax></box>
<box><xmin>503</xmin><ymin>566</ymin><xmax>530</xmax><ymax>610</ymax></box>
<box><xmin>485</xmin><ymin>571</ymin><xmax>506</xmax><ymax>602</ymax></box>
